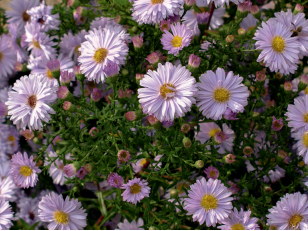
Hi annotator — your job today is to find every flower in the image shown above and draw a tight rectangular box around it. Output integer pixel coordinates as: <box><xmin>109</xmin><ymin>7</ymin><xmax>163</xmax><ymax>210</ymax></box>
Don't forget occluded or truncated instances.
<box><xmin>116</xmin><ymin>218</ymin><xmax>144</xmax><ymax>230</ymax></box>
<box><xmin>132</xmin><ymin>158</ymin><xmax>148</xmax><ymax>173</ymax></box>
<box><xmin>240</xmin><ymin>13</ymin><xmax>258</xmax><ymax>32</ymax></box>
<box><xmin>223</xmin><ymin>108</ymin><xmax>238</xmax><ymax>120</ymax></box>
<box><xmin>286</xmin><ymin>95</ymin><xmax>308</xmax><ymax>133</ymax></box>
<box><xmin>131</xmin><ymin>0</ymin><xmax>183</xmax><ymax>25</ymax></box>
<box><xmin>218</xmin><ymin>208</ymin><xmax>260</xmax><ymax>230</ymax></box>
<box><xmin>10</xmin><ymin>152</ymin><xmax>42</xmax><ymax>188</ymax></box>
<box><xmin>273</xmin><ymin>9</ymin><xmax>308</xmax><ymax>58</ymax></box>
<box><xmin>182</xmin><ymin>0</ymin><xmax>225</xmax><ymax>36</ymax></box>
<box><xmin>6</xmin><ymin>74</ymin><xmax>58</xmax><ymax>131</ymax></box>
<box><xmin>63</xmin><ymin>164</ymin><xmax>77</xmax><ymax>177</ymax></box>
<box><xmin>138</xmin><ymin>62</ymin><xmax>198</xmax><ymax>121</ymax></box>
<box><xmin>78</xmin><ymin>27</ymin><xmax>128</xmax><ymax>83</ymax></box>
<box><xmin>272</xmin><ymin>116</ymin><xmax>283</xmax><ymax>131</ymax></box>
<box><xmin>266</xmin><ymin>192</ymin><xmax>308</xmax><ymax>229</ymax></box>
<box><xmin>188</xmin><ymin>54</ymin><xmax>201</xmax><ymax>68</ymax></box>
<box><xmin>0</xmin><ymin>198</ymin><xmax>14</xmax><ymax>229</ymax></box>
<box><xmin>132</xmin><ymin>35</ymin><xmax>144</xmax><ymax>49</ymax></box>
<box><xmin>0</xmin><ymin>124</ymin><xmax>20</xmax><ymax>154</ymax></box>
<box><xmin>253</xmin><ymin>20</ymin><xmax>300</xmax><ymax>75</ymax></box>
<box><xmin>26</xmin><ymin>3</ymin><xmax>60</xmax><ymax>32</ymax></box>
<box><xmin>76</xmin><ymin>167</ymin><xmax>87</xmax><ymax>180</ymax></box>
<box><xmin>161</xmin><ymin>22</ymin><xmax>193</xmax><ymax>56</ymax></box>
<box><xmin>183</xmin><ymin>178</ymin><xmax>233</xmax><ymax>226</ymax></box>
<box><xmin>196</xmin><ymin>68</ymin><xmax>249</xmax><ymax>120</ymax></box>
<box><xmin>160</xmin><ymin>19</ymin><xmax>171</xmax><ymax>32</ymax></box>
<box><xmin>107</xmin><ymin>172</ymin><xmax>124</xmax><ymax>188</ymax></box>
<box><xmin>24</xmin><ymin>23</ymin><xmax>57</xmax><ymax>60</ymax></box>
<box><xmin>204</xmin><ymin>166</ymin><xmax>219</xmax><ymax>179</ymax></box>
<box><xmin>292</xmin><ymin>130</ymin><xmax>308</xmax><ymax>165</ymax></box>
<box><xmin>121</xmin><ymin>177</ymin><xmax>151</xmax><ymax>204</ymax></box>
<box><xmin>60</xmin><ymin>70</ymin><xmax>75</xmax><ymax>84</ymax></box>
<box><xmin>0</xmin><ymin>177</ymin><xmax>17</xmax><ymax>202</ymax></box>
<box><xmin>90</xmin><ymin>16</ymin><xmax>118</xmax><ymax>31</ymax></box>
<box><xmin>5</xmin><ymin>0</ymin><xmax>40</xmax><ymax>32</ymax></box>
<box><xmin>38</xmin><ymin>192</ymin><xmax>87</xmax><ymax>230</ymax></box>
<box><xmin>0</xmin><ymin>35</ymin><xmax>17</xmax><ymax>79</ymax></box>
<box><xmin>8</xmin><ymin>23</ymin><xmax>28</xmax><ymax>63</ymax></box>
<box><xmin>118</xmin><ymin>150</ymin><xmax>131</xmax><ymax>162</ymax></box>
<box><xmin>91</xmin><ymin>88</ymin><xmax>102</xmax><ymax>102</ymax></box>
<box><xmin>16</xmin><ymin>197</ymin><xmax>40</xmax><ymax>226</ymax></box>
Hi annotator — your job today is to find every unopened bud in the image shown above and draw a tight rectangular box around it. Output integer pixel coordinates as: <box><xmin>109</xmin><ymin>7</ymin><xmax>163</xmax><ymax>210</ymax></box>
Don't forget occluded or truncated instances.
<box><xmin>180</xmin><ymin>124</ymin><xmax>191</xmax><ymax>133</ymax></box>
<box><xmin>194</xmin><ymin>160</ymin><xmax>204</xmax><ymax>168</ymax></box>
<box><xmin>63</xmin><ymin>101</ymin><xmax>77</xmax><ymax>112</ymax></box>
<box><xmin>238</xmin><ymin>28</ymin><xmax>246</xmax><ymax>35</ymax></box>
<box><xmin>243</xmin><ymin>146</ymin><xmax>253</xmax><ymax>156</ymax></box>
<box><xmin>250</xmin><ymin>5</ymin><xmax>260</xmax><ymax>19</ymax></box>
<box><xmin>170</xmin><ymin>189</ymin><xmax>178</xmax><ymax>198</ymax></box>
<box><xmin>84</xmin><ymin>163</ymin><xmax>92</xmax><ymax>172</ymax></box>
<box><xmin>183</xmin><ymin>137</ymin><xmax>192</xmax><ymax>149</ymax></box>
<box><xmin>284</xmin><ymin>81</ymin><xmax>293</xmax><ymax>92</ymax></box>
<box><xmin>294</xmin><ymin>4</ymin><xmax>304</xmax><ymax>15</ymax></box>
<box><xmin>225</xmin><ymin>35</ymin><xmax>234</xmax><ymax>43</ymax></box>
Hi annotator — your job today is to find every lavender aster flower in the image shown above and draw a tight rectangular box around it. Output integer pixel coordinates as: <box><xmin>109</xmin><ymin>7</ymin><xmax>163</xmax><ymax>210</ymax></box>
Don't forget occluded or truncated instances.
<box><xmin>0</xmin><ymin>35</ymin><xmax>17</xmax><ymax>79</ymax></box>
<box><xmin>253</xmin><ymin>20</ymin><xmax>300</xmax><ymax>75</ymax></box>
<box><xmin>116</xmin><ymin>218</ymin><xmax>144</xmax><ymax>230</ymax></box>
<box><xmin>121</xmin><ymin>177</ymin><xmax>151</xmax><ymax>204</ymax></box>
<box><xmin>60</xmin><ymin>71</ymin><xmax>75</xmax><ymax>84</ymax></box>
<box><xmin>266</xmin><ymin>192</ymin><xmax>308</xmax><ymax>229</ymax></box>
<box><xmin>76</xmin><ymin>167</ymin><xmax>87</xmax><ymax>180</ymax></box>
<box><xmin>78</xmin><ymin>27</ymin><xmax>128</xmax><ymax>83</ymax></box>
<box><xmin>38</xmin><ymin>192</ymin><xmax>87</xmax><ymax>230</ymax></box>
<box><xmin>183</xmin><ymin>178</ymin><xmax>233</xmax><ymax>226</ymax></box>
<box><xmin>286</xmin><ymin>95</ymin><xmax>308</xmax><ymax>133</ymax></box>
<box><xmin>0</xmin><ymin>176</ymin><xmax>17</xmax><ymax>202</ymax></box>
<box><xmin>5</xmin><ymin>0</ymin><xmax>40</xmax><ymax>33</ymax></box>
<box><xmin>188</xmin><ymin>54</ymin><xmax>201</xmax><ymax>68</ymax></box>
<box><xmin>204</xmin><ymin>166</ymin><xmax>219</xmax><ymax>179</ymax></box>
<box><xmin>8</xmin><ymin>23</ymin><xmax>28</xmax><ymax>63</ymax></box>
<box><xmin>272</xmin><ymin>116</ymin><xmax>283</xmax><ymax>131</ymax></box>
<box><xmin>16</xmin><ymin>197</ymin><xmax>40</xmax><ymax>226</ymax></box>
<box><xmin>196</xmin><ymin>68</ymin><xmax>249</xmax><ymax>120</ymax></box>
<box><xmin>6</xmin><ymin>74</ymin><xmax>58</xmax><ymax>130</ymax></box>
<box><xmin>218</xmin><ymin>208</ymin><xmax>260</xmax><ymax>230</ymax></box>
<box><xmin>131</xmin><ymin>0</ymin><xmax>184</xmax><ymax>25</ymax></box>
<box><xmin>161</xmin><ymin>23</ymin><xmax>192</xmax><ymax>56</ymax></box>
<box><xmin>107</xmin><ymin>173</ymin><xmax>124</xmax><ymax>188</ymax></box>
<box><xmin>10</xmin><ymin>152</ymin><xmax>41</xmax><ymax>188</ymax></box>
<box><xmin>26</xmin><ymin>3</ymin><xmax>60</xmax><ymax>32</ymax></box>
<box><xmin>292</xmin><ymin>130</ymin><xmax>308</xmax><ymax>164</ymax></box>
<box><xmin>90</xmin><ymin>16</ymin><xmax>118</xmax><ymax>30</ymax></box>
<box><xmin>0</xmin><ymin>198</ymin><xmax>14</xmax><ymax>229</ymax></box>
<box><xmin>138</xmin><ymin>62</ymin><xmax>198</xmax><ymax>121</ymax></box>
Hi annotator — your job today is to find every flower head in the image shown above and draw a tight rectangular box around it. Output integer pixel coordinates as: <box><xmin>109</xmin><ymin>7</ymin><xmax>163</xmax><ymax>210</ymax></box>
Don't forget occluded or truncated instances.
<box><xmin>118</xmin><ymin>150</ymin><xmax>131</xmax><ymax>162</ymax></box>
<box><xmin>272</xmin><ymin>116</ymin><xmax>283</xmax><ymax>131</ymax></box>
<box><xmin>0</xmin><ymin>198</ymin><xmax>14</xmax><ymax>229</ymax></box>
<box><xmin>204</xmin><ymin>166</ymin><xmax>219</xmax><ymax>179</ymax></box>
<box><xmin>10</xmin><ymin>152</ymin><xmax>41</xmax><ymax>188</ymax></box>
<box><xmin>76</xmin><ymin>167</ymin><xmax>87</xmax><ymax>180</ymax></box>
<box><xmin>117</xmin><ymin>218</ymin><xmax>144</xmax><ymax>230</ymax></box>
<box><xmin>107</xmin><ymin>172</ymin><xmax>124</xmax><ymax>188</ymax></box>
<box><xmin>121</xmin><ymin>177</ymin><xmax>151</xmax><ymax>204</ymax></box>
<box><xmin>0</xmin><ymin>35</ymin><xmax>17</xmax><ymax>79</ymax></box>
<box><xmin>286</xmin><ymin>95</ymin><xmax>308</xmax><ymax>133</ymax></box>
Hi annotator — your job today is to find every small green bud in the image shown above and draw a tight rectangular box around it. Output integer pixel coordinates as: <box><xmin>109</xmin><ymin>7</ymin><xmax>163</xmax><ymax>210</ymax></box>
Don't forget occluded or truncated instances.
<box><xmin>170</xmin><ymin>189</ymin><xmax>178</xmax><ymax>198</ymax></box>
<box><xmin>183</xmin><ymin>137</ymin><xmax>192</xmax><ymax>149</ymax></box>
<box><xmin>33</xmin><ymin>137</ymin><xmax>42</xmax><ymax>145</ymax></box>
<box><xmin>194</xmin><ymin>160</ymin><xmax>204</xmax><ymax>169</ymax></box>
<box><xmin>121</xmin><ymin>69</ymin><xmax>129</xmax><ymax>76</ymax></box>
<box><xmin>244</xmin><ymin>80</ymin><xmax>251</xmax><ymax>87</ymax></box>
<box><xmin>225</xmin><ymin>35</ymin><xmax>234</xmax><ymax>43</ymax></box>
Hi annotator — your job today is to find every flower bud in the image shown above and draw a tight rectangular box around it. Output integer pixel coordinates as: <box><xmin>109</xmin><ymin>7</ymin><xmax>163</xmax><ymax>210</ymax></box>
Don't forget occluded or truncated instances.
<box><xmin>132</xmin><ymin>35</ymin><xmax>143</xmax><ymax>49</ymax></box>
<box><xmin>146</xmin><ymin>52</ymin><xmax>160</xmax><ymax>65</ymax></box>
<box><xmin>89</xmin><ymin>127</ymin><xmax>99</xmax><ymax>137</ymax></box>
<box><xmin>21</xmin><ymin>130</ymin><xmax>34</xmax><ymax>140</ymax></box>
<box><xmin>46</xmin><ymin>60</ymin><xmax>60</xmax><ymax>80</ymax></box>
<box><xmin>283</xmin><ymin>81</ymin><xmax>293</xmax><ymax>92</ymax></box>
<box><xmin>256</xmin><ymin>70</ymin><xmax>266</xmax><ymax>82</ymax></box>
<box><xmin>263</xmin><ymin>185</ymin><xmax>273</xmax><ymax>194</ymax></box>
<box><xmin>84</xmin><ymin>163</ymin><xmax>92</xmax><ymax>172</ymax></box>
<box><xmin>57</xmin><ymin>86</ymin><xmax>71</xmax><ymax>100</ymax></box>
<box><xmin>181</xmin><ymin>124</ymin><xmax>191</xmax><ymax>133</ymax></box>
<box><xmin>185</xmin><ymin>0</ymin><xmax>195</xmax><ymax>6</ymax></box>
<box><xmin>162</xmin><ymin>120</ymin><xmax>174</xmax><ymax>128</ymax></box>
<box><xmin>63</xmin><ymin>162</ymin><xmax>81</xmax><ymax>177</ymax></box>
<box><xmin>188</xmin><ymin>54</ymin><xmax>201</xmax><ymax>70</ymax></box>
<box><xmin>136</xmin><ymin>73</ymin><xmax>144</xmax><ymax>85</ymax></box>
<box><xmin>91</xmin><ymin>88</ymin><xmax>102</xmax><ymax>102</ymax></box>
<box><xmin>250</xmin><ymin>5</ymin><xmax>260</xmax><ymax>19</ymax></box>
<box><xmin>74</xmin><ymin>66</ymin><xmax>85</xmax><ymax>82</ymax></box>
<box><xmin>294</xmin><ymin>4</ymin><xmax>304</xmax><ymax>15</ymax></box>
<box><xmin>125</xmin><ymin>110</ymin><xmax>143</xmax><ymax>121</ymax></box>
<box><xmin>238</xmin><ymin>27</ymin><xmax>246</xmax><ymax>35</ymax></box>
<box><xmin>170</xmin><ymin>189</ymin><xmax>178</xmax><ymax>198</ymax></box>
<box><xmin>76</xmin><ymin>167</ymin><xmax>87</xmax><ymax>179</ymax></box>
<box><xmin>60</xmin><ymin>70</ymin><xmax>75</xmax><ymax>85</ymax></box>
<box><xmin>223</xmin><ymin>108</ymin><xmax>238</xmax><ymax>120</ymax></box>
<box><xmin>183</xmin><ymin>137</ymin><xmax>192</xmax><ymax>149</ymax></box>
<box><xmin>236</xmin><ymin>0</ymin><xmax>252</xmax><ymax>18</ymax></box>
<box><xmin>225</xmin><ymin>35</ymin><xmax>234</xmax><ymax>43</ymax></box>
<box><xmin>243</xmin><ymin>146</ymin><xmax>253</xmax><ymax>156</ymax></box>
<box><xmin>277</xmin><ymin>150</ymin><xmax>287</xmax><ymax>161</ymax></box>
<box><xmin>196</xmin><ymin>12</ymin><xmax>210</xmax><ymax>25</ymax></box>
<box><xmin>117</xmin><ymin>150</ymin><xmax>131</xmax><ymax>162</ymax></box>
<box><xmin>213</xmin><ymin>131</ymin><xmax>229</xmax><ymax>144</ymax></box>
<box><xmin>104</xmin><ymin>61</ymin><xmax>119</xmax><ymax>79</ymax></box>
<box><xmin>224</xmin><ymin>154</ymin><xmax>236</xmax><ymax>164</ymax></box>
<box><xmin>160</xmin><ymin>19</ymin><xmax>171</xmax><ymax>32</ymax></box>
<box><xmin>271</xmin><ymin>116</ymin><xmax>283</xmax><ymax>131</ymax></box>
<box><xmin>63</xmin><ymin>101</ymin><xmax>77</xmax><ymax>112</ymax></box>
<box><xmin>194</xmin><ymin>160</ymin><xmax>204</xmax><ymax>169</ymax></box>
<box><xmin>121</xmin><ymin>69</ymin><xmax>129</xmax><ymax>76</ymax></box>
<box><xmin>147</xmin><ymin>115</ymin><xmax>160</xmax><ymax>125</ymax></box>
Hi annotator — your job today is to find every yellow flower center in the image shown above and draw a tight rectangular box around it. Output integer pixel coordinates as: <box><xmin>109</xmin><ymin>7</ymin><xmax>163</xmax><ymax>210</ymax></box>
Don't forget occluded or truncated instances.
<box><xmin>54</xmin><ymin>211</ymin><xmax>69</xmax><ymax>225</ymax></box>
<box><xmin>200</xmin><ymin>194</ymin><xmax>218</xmax><ymax>211</ymax></box>
<box><xmin>120</xmin><ymin>152</ymin><xmax>127</xmax><ymax>159</ymax></box>
<box><xmin>288</xmin><ymin>214</ymin><xmax>303</xmax><ymax>228</ymax></box>
<box><xmin>160</xmin><ymin>84</ymin><xmax>175</xmax><ymax>98</ymax></box>
<box><xmin>304</xmin><ymin>86</ymin><xmax>308</xmax><ymax>95</ymax></box>
<box><xmin>231</xmin><ymin>223</ymin><xmax>245</xmax><ymax>230</ymax></box>
<box><xmin>130</xmin><ymin>183</ymin><xmax>142</xmax><ymax>194</ymax></box>
<box><xmin>272</xmin><ymin>36</ymin><xmax>285</xmax><ymax>53</ymax></box>
<box><xmin>27</xmin><ymin>95</ymin><xmax>37</xmax><ymax>109</ymax></box>
<box><xmin>140</xmin><ymin>158</ymin><xmax>147</xmax><ymax>166</ymax></box>
<box><xmin>20</xmin><ymin>166</ymin><xmax>33</xmax><ymax>177</ymax></box>
<box><xmin>74</xmin><ymin>45</ymin><xmax>81</xmax><ymax>55</ymax></box>
<box><xmin>248</xmin><ymin>26</ymin><xmax>255</xmax><ymax>31</ymax></box>
<box><xmin>209</xmin><ymin>128</ymin><xmax>220</xmax><ymax>137</ymax></box>
<box><xmin>22</xmin><ymin>11</ymin><xmax>30</xmax><ymax>22</ymax></box>
<box><xmin>151</xmin><ymin>0</ymin><xmax>164</xmax><ymax>4</ymax></box>
<box><xmin>46</xmin><ymin>69</ymin><xmax>54</xmax><ymax>79</ymax></box>
<box><xmin>199</xmin><ymin>7</ymin><xmax>207</xmax><ymax>12</ymax></box>
<box><xmin>213</xmin><ymin>88</ymin><xmax>230</xmax><ymax>103</ymax></box>
<box><xmin>0</xmin><ymin>52</ymin><xmax>3</xmax><ymax>62</ymax></box>
<box><xmin>162</xmin><ymin>24</ymin><xmax>169</xmax><ymax>30</ymax></box>
<box><xmin>209</xmin><ymin>170</ymin><xmax>216</xmax><ymax>178</ymax></box>
<box><xmin>93</xmin><ymin>48</ymin><xmax>108</xmax><ymax>63</ymax></box>
<box><xmin>32</xmin><ymin>39</ymin><xmax>41</xmax><ymax>49</ymax></box>
<box><xmin>298</xmin><ymin>161</ymin><xmax>305</xmax><ymax>167</ymax></box>
<box><xmin>171</xmin><ymin>35</ymin><xmax>183</xmax><ymax>48</ymax></box>
<box><xmin>176</xmin><ymin>182</ymin><xmax>189</xmax><ymax>193</ymax></box>
<box><xmin>303</xmin><ymin>112</ymin><xmax>308</xmax><ymax>123</ymax></box>
<box><xmin>7</xmin><ymin>135</ymin><xmax>15</xmax><ymax>147</ymax></box>
<box><xmin>303</xmin><ymin>133</ymin><xmax>308</xmax><ymax>148</ymax></box>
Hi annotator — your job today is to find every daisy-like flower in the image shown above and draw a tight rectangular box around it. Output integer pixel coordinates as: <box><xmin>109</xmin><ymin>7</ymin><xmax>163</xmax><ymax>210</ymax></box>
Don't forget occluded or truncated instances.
<box><xmin>138</xmin><ymin>62</ymin><xmax>198</xmax><ymax>121</ymax></box>
<box><xmin>132</xmin><ymin>158</ymin><xmax>148</xmax><ymax>173</ymax></box>
<box><xmin>182</xmin><ymin>0</ymin><xmax>225</xmax><ymax>36</ymax></box>
<box><xmin>10</xmin><ymin>152</ymin><xmax>41</xmax><ymax>188</ymax></box>
<box><xmin>263</xmin><ymin>165</ymin><xmax>286</xmax><ymax>183</ymax></box>
<box><xmin>1</xmin><ymin>124</ymin><xmax>20</xmax><ymax>154</ymax></box>
<box><xmin>292</xmin><ymin>129</ymin><xmax>308</xmax><ymax>164</ymax></box>
<box><xmin>5</xmin><ymin>0</ymin><xmax>40</xmax><ymax>33</ymax></box>
<box><xmin>0</xmin><ymin>198</ymin><xmax>14</xmax><ymax>229</ymax></box>
<box><xmin>107</xmin><ymin>173</ymin><xmax>124</xmax><ymax>188</ymax></box>
<box><xmin>0</xmin><ymin>35</ymin><xmax>17</xmax><ymax>79</ymax></box>
<box><xmin>286</xmin><ymin>95</ymin><xmax>308</xmax><ymax>133</ymax></box>
<box><xmin>6</xmin><ymin>74</ymin><xmax>58</xmax><ymax>131</ymax></box>
<box><xmin>24</xmin><ymin>23</ymin><xmax>57</xmax><ymax>60</ymax></box>
<box><xmin>59</xmin><ymin>30</ymin><xmax>88</xmax><ymax>62</ymax></box>
<box><xmin>0</xmin><ymin>176</ymin><xmax>17</xmax><ymax>202</ymax></box>
<box><xmin>90</xmin><ymin>16</ymin><xmax>118</xmax><ymax>31</ymax></box>
<box><xmin>16</xmin><ymin>197</ymin><xmax>40</xmax><ymax>226</ymax></box>
<box><xmin>161</xmin><ymin>22</ymin><xmax>192</xmax><ymax>56</ymax></box>
<box><xmin>26</xmin><ymin>3</ymin><xmax>60</xmax><ymax>32</ymax></box>
<box><xmin>28</xmin><ymin>54</ymin><xmax>74</xmax><ymax>86</ymax></box>
<box><xmin>240</xmin><ymin>13</ymin><xmax>259</xmax><ymax>32</ymax></box>
<box><xmin>218</xmin><ymin>207</ymin><xmax>260</xmax><ymax>230</ymax></box>
<box><xmin>266</xmin><ymin>192</ymin><xmax>308</xmax><ymax>229</ymax></box>
<box><xmin>131</xmin><ymin>0</ymin><xmax>184</xmax><ymax>25</ymax></box>
<box><xmin>183</xmin><ymin>178</ymin><xmax>233</xmax><ymax>226</ymax></box>
<box><xmin>196</xmin><ymin>68</ymin><xmax>249</xmax><ymax>120</ymax></box>
<box><xmin>253</xmin><ymin>20</ymin><xmax>300</xmax><ymax>75</ymax></box>
<box><xmin>204</xmin><ymin>166</ymin><xmax>219</xmax><ymax>179</ymax></box>
<box><xmin>121</xmin><ymin>177</ymin><xmax>151</xmax><ymax>204</ymax></box>
<box><xmin>8</xmin><ymin>23</ymin><xmax>28</xmax><ymax>63</ymax></box>
<box><xmin>273</xmin><ymin>9</ymin><xmax>308</xmax><ymax>58</ymax></box>
<box><xmin>78</xmin><ymin>27</ymin><xmax>128</xmax><ymax>83</ymax></box>
<box><xmin>116</xmin><ymin>218</ymin><xmax>144</xmax><ymax>230</ymax></box>
<box><xmin>38</xmin><ymin>192</ymin><xmax>87</xmax><ymax>230</ymax></box>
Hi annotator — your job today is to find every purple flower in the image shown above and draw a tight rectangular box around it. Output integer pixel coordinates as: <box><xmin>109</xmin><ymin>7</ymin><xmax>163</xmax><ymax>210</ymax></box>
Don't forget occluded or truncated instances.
<box><xmin>91</xmin><ymin>88</ymin><xmax>102</xmax><ymax>102</ymax></box>
<box><xmin>272</xmin><ymin>116</ymin><xmax>283</xmax><ymax>131</ymax></box>
<box><xmin>104</xmin><ymin>61</ymin><xmax>119</xmax><ymax>78</ymax></box>
<box><xmin>146</xmin><ymin>52</ymin><xmax>160</xmax><ymax>64</ymax></box>
<box><xmin>160</xmin><ymin>20</ymin><xmax>171</xmax><ymax>32</ymax></box>
<box><xmin>223</xmin><ymin>108</ymin><xmax>238</xmax><ymax>120</ymax></box>
<box><xmin>107</xmin><ymin>172</ymin><xmax>124</xmax><ymax>188</ymax></box>
<box><xmin>196</xmin><ymin>12</ymin><xmax>210</xmax><ymax>25</ymax></box>
<box><xmin>121</xmin><ymin>177</ymin><xmax>151</xmax><ymax>204</ymax></box>
<box><xmin>10</xmin><ymin>152</ymin><xmax>42</xmax><ymax>188</ymax></box>
<box><xmin>89</xmin><ymin>127</ymin><xmax>99</xmax><ymax>137</ymax></box>
<box><xmin>60</xmin><ymin>70</ymin><xmax>75</xmax><ymax>84</ymax></box>
<box><xmin>162</xmin><ymin>120</ymin><xmax>174</xmax><ymax>128</ymax></box>
<box><xmin>76</xmin><ymin>167</ymin><xmax>87</xmax><ymax>179</ymax></box>
<box><xmin>238</xmin><ymin>0</ymin><xmax>252</xmax><ymax>12</ymax></box>
<box><xmin>57</xmin><ymin>86</ymin><xmax>69</xmax><ymax>99</ymax></box>
<box><xmin>132</xmin><ymin>35</ymin><xmax>143</xmax><ymax>49</ymax></box>
<box><xmin>118</xmin><ymin>150</ymin><xmax>131</xmax><ymax>162</ymax></box>
<box><xmin>188</xmin><ymin>54</ymin><xmax>201</xmax><ymax>68</ymax></box>
<box><xmin>214</xmin><ymin>131</ymin><xmax>230</xmax><ymax>144</ymax></box>
<box><xmin>204</xmin><ymin>166</ymin><xmax>219</xmax><ymax>179</ymax></box>
<box><xmin>0</xmin><ymin>198</ymin><xmax>14</xmax><ymax>229</ymax></box>
<box><xmin>63</xmin><ymin>164</ymin><xmax>77</xmax><ymax>177</ymax></box>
